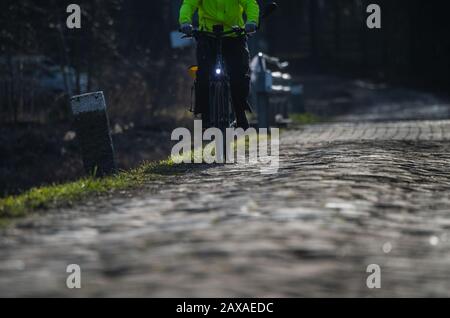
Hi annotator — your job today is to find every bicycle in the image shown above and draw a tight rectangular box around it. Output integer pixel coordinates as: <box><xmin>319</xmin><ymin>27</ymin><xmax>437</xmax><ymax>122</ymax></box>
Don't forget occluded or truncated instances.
<box><xmin>197</xmin><ymin>27</ymin><xmax>248</xmax><ymax>126</ymax></box>
<box><xmin>184</xmin><ymin>26</ymin><xmax>249</xmax><ymax>161</ymax></box>
<box><xmin>182</xmin><ymin>2</ymin><xmax>278</xmax><ymax>161</ymax></box>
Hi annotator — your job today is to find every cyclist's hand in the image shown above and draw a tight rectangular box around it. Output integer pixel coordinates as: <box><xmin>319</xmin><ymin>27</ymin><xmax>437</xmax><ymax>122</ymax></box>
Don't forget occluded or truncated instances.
<box><xmin>180</xmin><ymin>23</ymin><xmax>193</xmax><ymax>36</ymax></box>
<box><xmin>245</xmin><ymin>22</ymin><xmax>257</xmax><ymax>34</ymax></box>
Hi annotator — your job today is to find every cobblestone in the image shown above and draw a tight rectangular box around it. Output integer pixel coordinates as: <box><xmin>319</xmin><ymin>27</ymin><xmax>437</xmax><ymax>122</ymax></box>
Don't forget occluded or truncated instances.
<box><xmin>1</xmin><ymin>120</ymin><xmax>450</xmax><ymax>297</ymax></box>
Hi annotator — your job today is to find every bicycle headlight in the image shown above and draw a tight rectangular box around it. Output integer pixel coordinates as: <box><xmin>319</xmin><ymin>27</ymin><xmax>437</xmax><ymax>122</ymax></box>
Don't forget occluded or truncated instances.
<box><xmin>215</xmin><ymin>68</ymin><xmax>222</xmax><ymax>75</ymax></box>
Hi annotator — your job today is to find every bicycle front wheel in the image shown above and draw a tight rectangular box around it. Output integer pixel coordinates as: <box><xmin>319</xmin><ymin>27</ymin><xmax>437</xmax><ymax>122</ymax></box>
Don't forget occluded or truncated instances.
<box><xmin>209</xmin><ymin>79</ymin><xmax>233</xmax><ymax>161</ymax></box>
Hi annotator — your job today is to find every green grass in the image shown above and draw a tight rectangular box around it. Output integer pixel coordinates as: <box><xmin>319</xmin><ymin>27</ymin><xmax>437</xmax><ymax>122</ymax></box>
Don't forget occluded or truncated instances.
<box><xmin>0</xmin><ymin>159</ymin><xmax>176</xmax><ymax>222</ymax></box>
<box><xmin>289</xmin><ymin>113</ymin><xmax>322</xmax><ymax>125</ymax></box>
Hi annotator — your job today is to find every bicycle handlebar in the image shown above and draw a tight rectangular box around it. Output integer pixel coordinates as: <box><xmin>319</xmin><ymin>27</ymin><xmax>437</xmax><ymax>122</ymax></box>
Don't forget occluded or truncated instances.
<box><xmin>181</xmin><ymin>26</ymin><xmax>250</xmax><ymax>39</ymax></box>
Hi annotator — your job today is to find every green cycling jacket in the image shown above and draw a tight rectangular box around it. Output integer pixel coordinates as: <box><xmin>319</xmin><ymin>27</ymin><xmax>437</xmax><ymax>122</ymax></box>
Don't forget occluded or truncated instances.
<box><xmin>179</xmin><ymin>0</ymin><xmax>260</xmax><ymax>34</ymax></box>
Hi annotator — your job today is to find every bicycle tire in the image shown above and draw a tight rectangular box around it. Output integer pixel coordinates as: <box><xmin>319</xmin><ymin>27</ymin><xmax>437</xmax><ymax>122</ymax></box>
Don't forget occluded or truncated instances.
<box><xmin>209</xmin><ymin>79</ymin><xmax>233</xmax><ymax>161</ymax></box>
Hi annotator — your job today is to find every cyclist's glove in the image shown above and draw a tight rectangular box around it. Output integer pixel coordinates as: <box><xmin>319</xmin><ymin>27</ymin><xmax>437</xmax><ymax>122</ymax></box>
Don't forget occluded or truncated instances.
<box><xmin>180</xmin><ymin>23</ymin><xmax>193</xmax><ymax>36</ymax></box>
<box><xmin>245</xmin><ymin>22</ymin><xmax>257</xmax><ymax>34</ymax></box>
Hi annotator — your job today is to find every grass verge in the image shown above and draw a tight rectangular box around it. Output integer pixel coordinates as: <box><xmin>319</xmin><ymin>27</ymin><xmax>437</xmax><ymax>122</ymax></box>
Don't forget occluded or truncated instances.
<box><xmin>0</xmin><ymin>159</ymin><xmax>177</xmax><ymax>222</ymax></box>
<box><xmin>289</xmin><ymin>113</ymin><xmax>322</xmax><ymax>125</ymax></box>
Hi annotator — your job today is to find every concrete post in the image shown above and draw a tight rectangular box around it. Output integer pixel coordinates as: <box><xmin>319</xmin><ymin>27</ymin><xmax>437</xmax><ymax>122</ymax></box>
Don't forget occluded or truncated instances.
<box><xmin>70</xmin><ymin>91</ymin><xmax>117</xmax><ymax>177</ymax></box>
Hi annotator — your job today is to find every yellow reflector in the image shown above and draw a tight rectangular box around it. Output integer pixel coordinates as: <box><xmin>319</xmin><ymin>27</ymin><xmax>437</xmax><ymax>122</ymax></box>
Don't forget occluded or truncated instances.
<box><xmin>188</xmin><ymin>65</ymin><xmax>199</xmax><ymax>79</ymax></box>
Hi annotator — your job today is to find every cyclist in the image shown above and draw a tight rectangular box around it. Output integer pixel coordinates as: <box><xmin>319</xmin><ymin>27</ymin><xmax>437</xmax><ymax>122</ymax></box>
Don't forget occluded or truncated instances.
<box><xmin>179</xmin><ymin>0</ymin><xmax>260</xmax><ymax>130</ymax></box>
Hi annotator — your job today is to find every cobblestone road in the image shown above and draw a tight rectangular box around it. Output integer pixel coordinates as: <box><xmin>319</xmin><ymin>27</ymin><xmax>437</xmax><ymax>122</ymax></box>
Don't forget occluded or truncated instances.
<box><xmin>1</xmin><ymin>120</ymin><xmax>450</xmax><ymax>297</ymax></box>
